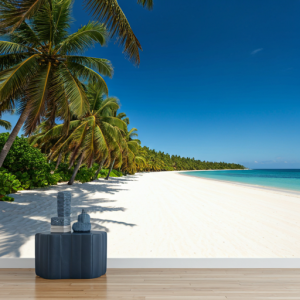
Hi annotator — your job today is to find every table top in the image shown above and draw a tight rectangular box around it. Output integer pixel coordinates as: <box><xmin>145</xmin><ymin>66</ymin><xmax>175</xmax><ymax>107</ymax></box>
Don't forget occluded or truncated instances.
<box><xmin>36</xmin><ymin>231</ymin><xmax>106</xmax><ymax>236</ymax></box>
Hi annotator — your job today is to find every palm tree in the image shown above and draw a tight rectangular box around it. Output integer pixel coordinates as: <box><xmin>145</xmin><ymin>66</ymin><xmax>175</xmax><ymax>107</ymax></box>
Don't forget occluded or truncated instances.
<box><xmin>0</xmin><ymin>0</ymin><xmax>153</xmax><ymax>65</ymax></box>
<box><xmin>134</xmin><ymin>145</ymin><xmax>147</xmax><ymax>172</ymax></box>
<box><xmin>0</xmin><ymin>0</ymin><xmax>113</xmax><ymax>167</ymax></box>
<box><xmin>0</xmin><ymin>119</ymin><xmax>11</xmax><ymax>130</ymax></box>
<box><xmin>31</xmin><ymin>83</ymin><xmax>127</xmax><ymax>185</ymax></box>
<box><xmin>118</xmin><ymin>126</ymin><xmax>146</xmax><ymax>174</ymax></box>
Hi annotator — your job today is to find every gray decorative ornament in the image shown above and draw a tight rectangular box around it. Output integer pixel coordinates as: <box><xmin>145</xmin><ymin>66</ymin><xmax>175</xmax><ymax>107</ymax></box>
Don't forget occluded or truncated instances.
<box><xmin>51</xmin><ymin>191</ymin><xmax>72</xmax><ymax>232</ymax></box>
<box><xmin>72</xmin><ymin>209</ymin><xmax>91</xmax><ymax>233</ymax></box>
<box><xmin>57</xmin><ymin>191</ymin><xmax>71</xmax><ymax>217</ymax></box>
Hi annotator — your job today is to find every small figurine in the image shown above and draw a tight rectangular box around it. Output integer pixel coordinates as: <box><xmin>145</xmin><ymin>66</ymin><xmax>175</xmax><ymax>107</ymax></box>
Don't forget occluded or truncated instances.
<box><xmin>72</xmin><ymin>209</ymin><xmax>91</xmax><ymax>233</ymax></box>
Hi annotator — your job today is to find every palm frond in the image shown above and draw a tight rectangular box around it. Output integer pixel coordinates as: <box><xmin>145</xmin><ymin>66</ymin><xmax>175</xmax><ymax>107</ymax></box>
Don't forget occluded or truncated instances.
<box><xmin>127</xmin><ymin>140</ymin><xmax>140</xmax><ymax>154</ymax></box>
<box><xmin>51</xmin><ymin>121</ymin><xmax>88</xmax><ymax>160</ymax></box>
<box><xmin>66</xmin><ymin>56</ymin><xmax>113</xmax><ymax>77</ymax></box>
<box><xmin>116</xmin><ymin>112</ymin><xmax>126</xmax><ymax>119</ymax></box>
<box><xmin>0</xmin><ymin>0</ymin><xmax>46</xmax><ymax>33</ymax></box>
<box><xmin>59</xmin><ymin>64</ymin><xmax>89</xmax><ymax>117</ymax></box>
<box><xmin>55</xmin><ymin>22</ymin><xmax>108</xmax><ymax>54</ymax></box>
<box><xmin>95</xmin><ymin>97</ymin><xmax>119</xmax><ymax>115</ymax></box>
<box><xmin>135</xmin><ymin>155</ymin><xmax>147</xmax><ymax>165</ymax></box>
<box><xmin>0</xmin><ymin>41</ymin><xmax>38</xmax><ymax>55</ymax></box>
<box><xmin>84</xmin><ymin>0</ymin><xmax>142</xmax><ymax>65</ymax></box>
<box><xmin>102</xmin><ymin>116</ymin><xmax>127</xmax><ymax>131</ymax></box>
<box><xmin>52</xmin><ymin>0</ymin><xmax>73</xmax><ymax>45</ymax></box>
<box><xmin>66</xmin><ymin>122</ymin><xmax>88</xmax><ymax>165</ymax></box>
<box><xmin>44</xmin><ymin>120</ymin><xmax>81</xmax><ymax>139</ymax></box>
<box><xmin>0</xmin><ymin>54</ymin><xmax>39</xmax><ymax>103</ymax></box>
<box><xmin>85</xmin><ymin>81</ymin><xmax>112</xmax><ymax>112</ymax></box>
<box><xmin>30</xmin><ymin>0</ymin><xmax>54</xmax><ymax>44</ymax></box>
<box><xmin>0</xmin><ymin>53</ymin><xmax>29</xmax><ymax>71</ymax></box>
<box><xmin>30</xmin><ymin>0</ymin><xmax>72</xmax><ymax>46</ymax></box>
<box><xmin>0</xmin><ymin>119</ymin><xmax>12</xmax><ymax>130</ymax></box>
<box><xmin>23</xmin><ymin>62</ymin><xmax>52</xmax><ymax>135</ymax></box>
<box><xmin>10</xmin><ymin>21</ymin><xmax>42</xmax><ymax>48</ymax></box>
<box><xmin>82</xmin><ymin>117</ymin><xmax>108</xmax><ymax>167</ymax></box>
<box><xmin>46</xmin><ymin>70</ymin><xmax>71</xmax><ymax>131</ymax></box>
<box><xmin>123</xmin><ymin>117</ymin><xmax>129</xmax><ymax>125</ymax></box>
<box><xmin>66</xmin><ymin>61</ymin><xmax>108</xmax><ymax>95</ymax></box>
<box><xmin>128</xmin><ymin>127</ymin><xmax>138</xmax><ymax>139</ymax></box>
<box><xmin>137</xmin><ymin>0</ymin><xmax>153</xmax><ymax>10</ymax></box>
<box><xmin>116</xmin><ymin>112</ymin><xmax>129</xmax><ymax>124</ymax></box>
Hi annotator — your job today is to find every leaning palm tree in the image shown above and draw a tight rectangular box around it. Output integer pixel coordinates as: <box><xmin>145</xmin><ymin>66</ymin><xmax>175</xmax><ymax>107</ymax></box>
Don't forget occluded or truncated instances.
<box><xmin>0</xmin><ymin>0</ymin><xmax>153</xmax><ymax>65</ymax></box>
<box><xmin>0</xmin><ymin>118</ymin><xmax>11</xmax><ymax>130</ymax></box>
<box><xmin>0</xmin><ymin>0</ymin><xmax>113</xmax><ymax>167</ymax></box>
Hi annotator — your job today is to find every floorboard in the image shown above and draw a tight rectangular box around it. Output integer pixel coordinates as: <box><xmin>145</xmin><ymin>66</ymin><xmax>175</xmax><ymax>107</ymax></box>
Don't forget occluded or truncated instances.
<box><xmin>0</xmin><ymin>269</ymin><xmax>300</xmax><ymax>299</ymax></box>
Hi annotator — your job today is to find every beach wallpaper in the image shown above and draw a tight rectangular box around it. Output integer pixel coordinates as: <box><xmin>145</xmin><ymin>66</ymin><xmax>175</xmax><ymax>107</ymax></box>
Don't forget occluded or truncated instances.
<box><xmin>0</xmin><ymin>0</ymin><xmax>300</xmax><ymax>259</ymax></box>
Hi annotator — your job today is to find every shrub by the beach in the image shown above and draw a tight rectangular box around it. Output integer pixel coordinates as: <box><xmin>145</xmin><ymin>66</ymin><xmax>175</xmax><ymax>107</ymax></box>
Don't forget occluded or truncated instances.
<box><xmin>111</xmin><ymin>169</ymin><xmax>123</xmax><ymax>177</ymax></box>
<box><xmin>55</xmin><ymin>163</ymin><xmax>102</xmax><ymax>183</ymax></box>
<box><xmin>55</xmin><ymin>163</ymin><xmax>98</xmax><ymax>183</ymax></box>
<box><xmin>55</xmin><ymin>163</ymin><xmax>74</xmax><ymax>182</ymax></box>
<box><xmin>0</xmin><ymin>196</ymin><xmax>14</xmax><ymax>202</ymax></box>
<box><xmin>0</xmin><ymin>169</ymin><xmax>21</xmax><ymax>200</ymax></box>
<box><xmin>76</xmin><ymin>164</ymin><xmax>98</xmax><ymax>183</ymax></box>
<box><xmin>98</xmin><ymin>168</ymin><xmax>123</xmax><ymax>178</ymax></box>
<box><xmin>74</xmin><ymin>164</ymin><xmax>124</xmax><ymax>183</ymax></box>
<box><xmin>0</xmin><ymin>133</ymin><xmax>60</xmax><ymax>189</ymax></box>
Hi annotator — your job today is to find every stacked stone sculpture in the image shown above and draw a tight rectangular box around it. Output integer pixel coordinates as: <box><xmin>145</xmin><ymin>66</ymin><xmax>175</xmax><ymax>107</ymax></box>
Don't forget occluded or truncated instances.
<box><xmin>72</xmin><ymin>209</ymin><xmax>91</xmax><ymax>233</ymax></box>
<box><xmin>51</xmin><ymin>191</ymin><xmax>71</xmax><ymax>233</ymax></box>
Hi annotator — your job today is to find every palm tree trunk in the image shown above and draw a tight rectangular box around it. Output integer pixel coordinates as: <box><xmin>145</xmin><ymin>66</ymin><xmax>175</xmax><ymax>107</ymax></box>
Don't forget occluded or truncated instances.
<box><xmin>68</xmin><ymin>153</ymin><xmax>83</xmax><ymax>185</ymax></box>
<box><xmin>0</xmin><ymin>109</ymin><xmax>29</xmax><ymax>168</ymax></box>
<box><xmin>105</xmin><ymin>159</ymin><xmax>115</xmax><ymax>180</ymax></box>
<box><xmin>94</xmin><ymin>158</ymin><xmax>105</xmax><ymax>180</ymax></box>
<box><xmin>68</xmin><ymin>161</ymin><xmax>74</xmax><ymax>169</ymax></box>
<box><xmin>55</xmin><ymin>152</ymin><xmax>62</xmax><ymax>170</ymax></box>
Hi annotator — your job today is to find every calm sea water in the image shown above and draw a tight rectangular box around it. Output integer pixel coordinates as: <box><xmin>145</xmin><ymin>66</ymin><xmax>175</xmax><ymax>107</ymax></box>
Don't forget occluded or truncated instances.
<box><xmin>182</xmin><ymin>169</ymin><xmax>300</xmax><ymax>192</ymax></box>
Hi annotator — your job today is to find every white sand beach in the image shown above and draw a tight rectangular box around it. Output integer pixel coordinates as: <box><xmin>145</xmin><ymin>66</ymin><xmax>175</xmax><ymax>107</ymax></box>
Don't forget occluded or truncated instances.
<box><xmin>1</xmin><ymin>171</ymin><xmax>300</xmax><ymax>258</ymax></box>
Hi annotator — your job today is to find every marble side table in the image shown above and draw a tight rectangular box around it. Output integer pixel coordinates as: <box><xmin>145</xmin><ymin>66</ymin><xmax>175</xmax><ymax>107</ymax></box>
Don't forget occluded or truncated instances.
<box><xmin>35</xmin><ymin>231</ymin><xmax>107</xmax><ymax>279</ymax></box>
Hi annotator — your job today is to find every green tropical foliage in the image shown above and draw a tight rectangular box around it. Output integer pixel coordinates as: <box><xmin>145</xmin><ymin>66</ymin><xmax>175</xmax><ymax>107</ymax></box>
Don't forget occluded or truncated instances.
<box><xmin>0</xmin><ymin>132</ymin><xmax>60</xmax><ymax>189</ymax></box>
<box><xmin>120</xmin><ymin>127</ymin><xmax>145</xmax><ymax>174</ymax></box>
<box><xmin>0</xmin><ymin>0</ymin><xmax>112</xmax><ymax>130</ymax></box>
<box><xmin>29</xmin><ymin>82</ymin><xmax>127</xmax><ymax>184</ymax></box>
<box><xmin>54</xmin><ymin>161</ymin><xmax>122</xmax><ymax>183</ymax></box>
<box><xmin>0</xmin><ymin>0</ymin><xmax>113</xmax><ymax>167</ymax></box>
<box><xmin>0</xmin><ymin>0</ymin><xmax>153</xmax><ymax>65</ymax></box>
<box><xmin>136</xmin><ymin>147</ymin><xmax>245</xmax><ymax>172</ymax></box>
<box><xmin>0</xmin><ymin>169</ymin><xmax>22</xmax><ymax>201</ymax></box>
<box><xmin>0</xmin><ymin>119</ymin><xmax>11</xmax><ymax>130</ymax></box>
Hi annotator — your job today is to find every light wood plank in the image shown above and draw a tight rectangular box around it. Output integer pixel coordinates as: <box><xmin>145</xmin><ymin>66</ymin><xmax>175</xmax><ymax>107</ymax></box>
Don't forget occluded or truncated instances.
<box><xmin>0</xmin><ymin>269</ymin><xmax>300</xmax><ymax>299</ymax></box>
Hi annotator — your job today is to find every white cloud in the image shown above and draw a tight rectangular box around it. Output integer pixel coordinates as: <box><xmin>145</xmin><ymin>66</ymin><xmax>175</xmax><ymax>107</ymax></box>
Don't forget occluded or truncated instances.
<box><xmin>251</xmin><ymin>48</ymin><xmax>263</xmax><ymax>55</ymax></box>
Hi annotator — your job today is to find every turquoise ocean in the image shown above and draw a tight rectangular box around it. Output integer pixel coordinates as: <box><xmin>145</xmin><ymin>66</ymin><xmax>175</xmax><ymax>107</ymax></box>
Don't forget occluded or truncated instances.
<box><xmin>182</xmin><ymin>169</ymin><xmax>300</xmax><ymax>192</ymax></box>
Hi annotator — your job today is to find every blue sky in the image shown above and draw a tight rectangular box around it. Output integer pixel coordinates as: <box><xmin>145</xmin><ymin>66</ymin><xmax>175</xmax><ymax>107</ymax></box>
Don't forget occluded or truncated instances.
<box><xmin>1</xmin><ymin>0</ymin><xmax>300</xmax><ymax>169</ymax></box>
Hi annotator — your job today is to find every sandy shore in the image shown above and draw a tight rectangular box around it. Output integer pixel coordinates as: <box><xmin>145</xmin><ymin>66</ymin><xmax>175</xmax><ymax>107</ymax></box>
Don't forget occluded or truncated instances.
<box><xmin>1</xmin><ymin>171</ymin><xmax>300</xmax><ymax>258</ymax></box>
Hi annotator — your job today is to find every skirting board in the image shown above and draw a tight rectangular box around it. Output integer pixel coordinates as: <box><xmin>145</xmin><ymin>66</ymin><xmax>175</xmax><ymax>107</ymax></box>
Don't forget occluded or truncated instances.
<box><xmin>1</xmin><ymin>258</ymin><xmax>300</xmax><ymax>268</ymax></box>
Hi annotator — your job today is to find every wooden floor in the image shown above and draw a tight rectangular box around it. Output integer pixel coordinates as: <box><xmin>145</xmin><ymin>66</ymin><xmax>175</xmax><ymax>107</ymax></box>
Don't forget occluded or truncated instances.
<box><xmin>1</xmin><ymin>269</ymin><xmax>300</xmax><ymax>299</ymax></box>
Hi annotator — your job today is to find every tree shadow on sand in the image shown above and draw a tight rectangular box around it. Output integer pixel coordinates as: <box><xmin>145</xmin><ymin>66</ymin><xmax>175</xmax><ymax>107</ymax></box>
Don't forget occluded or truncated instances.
<box><xmin>0</xmin><ymin>175</ymin><xmax>140</xmax><ymax>257</ymax></box>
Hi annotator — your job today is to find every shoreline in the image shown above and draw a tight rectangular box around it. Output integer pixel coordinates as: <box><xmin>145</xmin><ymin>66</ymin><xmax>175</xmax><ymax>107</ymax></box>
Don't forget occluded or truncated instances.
<box><xmin>178</xmin><ymin>170</ymin><xmax>300</xmax><ymax>196</ymax></box>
